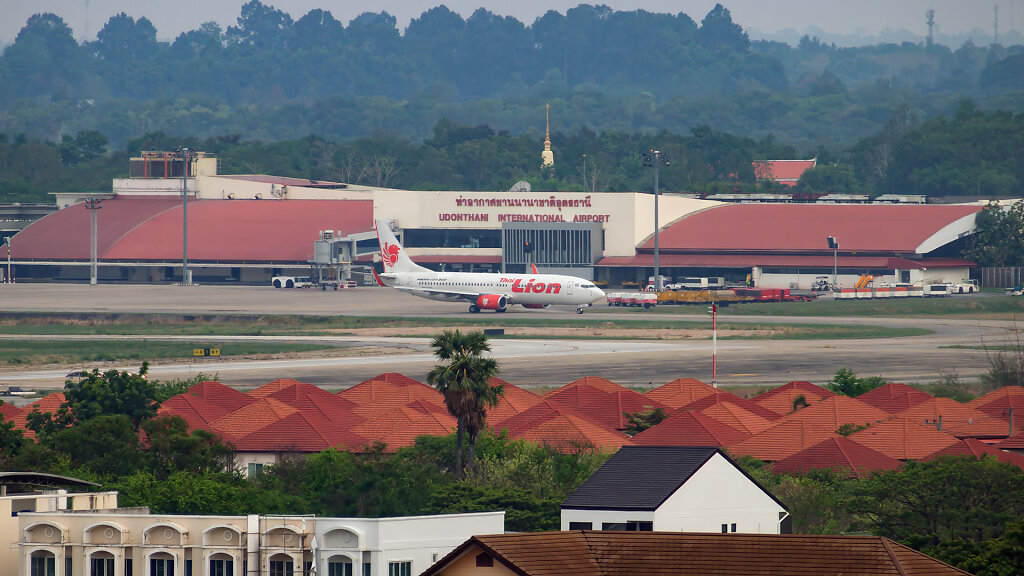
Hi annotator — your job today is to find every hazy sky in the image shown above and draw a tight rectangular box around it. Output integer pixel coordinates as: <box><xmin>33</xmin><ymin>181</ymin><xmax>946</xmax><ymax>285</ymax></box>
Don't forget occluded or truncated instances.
<box><xmin>0</xmin><ymin>0</ymin><xmax>1018</xmax><ymax>44</ymax></box>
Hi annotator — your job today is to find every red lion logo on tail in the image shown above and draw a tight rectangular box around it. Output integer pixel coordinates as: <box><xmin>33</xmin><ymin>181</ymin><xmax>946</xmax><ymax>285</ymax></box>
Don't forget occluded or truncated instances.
<box><xmin>382</xmin><ymin>242</ymin><xmax>400</xmax><ymax>267</ymax></box>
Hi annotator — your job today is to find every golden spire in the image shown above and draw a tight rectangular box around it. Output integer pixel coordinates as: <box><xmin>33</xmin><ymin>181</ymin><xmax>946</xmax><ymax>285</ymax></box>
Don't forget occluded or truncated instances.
<box><xmin>541</xmin><ymin>103</ymin><xmax>554</xmax><ymax>169</ymax></box>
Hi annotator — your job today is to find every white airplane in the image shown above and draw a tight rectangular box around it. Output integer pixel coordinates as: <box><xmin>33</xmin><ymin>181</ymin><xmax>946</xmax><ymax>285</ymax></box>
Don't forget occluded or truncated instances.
<box><xmin>372</xmin><ymin>219</ymin><xmax>605</xmax><ymax>314</ymax></box>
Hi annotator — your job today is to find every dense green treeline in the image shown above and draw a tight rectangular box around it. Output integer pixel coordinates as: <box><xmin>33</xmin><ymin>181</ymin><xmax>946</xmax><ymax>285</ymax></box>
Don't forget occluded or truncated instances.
<box><xmin>1</xmin><ymin>3</ymin><xmax>1023</xmax><ymax>151</ymax></box>
<box><xmin>4</xmin><ymin>101</ymin><xmax>1024</xmax><ymax>204</ymax></box>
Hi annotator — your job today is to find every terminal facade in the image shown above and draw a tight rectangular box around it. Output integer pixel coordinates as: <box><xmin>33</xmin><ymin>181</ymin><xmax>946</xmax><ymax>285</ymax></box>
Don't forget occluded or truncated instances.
<box><xmin>6</xmin><ymin>151</ymin><xmax>988</xmax><ymax>289</ymax></box>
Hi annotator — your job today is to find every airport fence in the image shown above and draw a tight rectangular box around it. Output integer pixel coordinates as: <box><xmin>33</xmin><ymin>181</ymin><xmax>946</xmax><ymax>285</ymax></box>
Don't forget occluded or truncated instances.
<box><xmin>980</xmin><ymin>267</ymin><xmax>1024</xmax><ymax>288</ymax></box>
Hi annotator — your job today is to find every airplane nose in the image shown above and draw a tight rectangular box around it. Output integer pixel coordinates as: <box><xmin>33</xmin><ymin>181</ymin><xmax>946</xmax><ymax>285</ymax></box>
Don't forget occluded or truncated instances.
<box><xmin>593</xmin><ymin>287</ymin><xmax>605</xmax><ymax>301</ymax></box>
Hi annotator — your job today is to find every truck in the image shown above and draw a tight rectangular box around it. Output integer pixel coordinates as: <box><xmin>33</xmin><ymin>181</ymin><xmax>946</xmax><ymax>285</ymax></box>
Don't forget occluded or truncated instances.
<box><xmin>951</xmin><ymin>279</ymin><xmax>978</xmax><ymax>294</ymax></box>
<box><xmin>923</xmin><ymin>283</ymin><xmax>952</xmax><ymax>297</ymax></box>
<box><xmin>666</xmin><ymin>277</ymin><xmax>726</xmax><ymax>290</ymax></box>
<box><xmin>272</xmin><ymin>275</ymin><xmax>315</xmax><ymax>288</ymax></box>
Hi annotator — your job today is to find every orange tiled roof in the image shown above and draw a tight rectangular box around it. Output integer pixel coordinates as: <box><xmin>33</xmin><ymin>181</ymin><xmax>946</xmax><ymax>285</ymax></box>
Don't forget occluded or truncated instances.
<box><xmin>996</xmin><ymin>429</ymin><xmax>1024</xmax><ymax>450</ymax></box>
<box><xmin>352</xmin><ymin>406</ymin><xmax>455</xmax><ymax>451</ymax></box>
<box><xmin>924</xmin><ymin>438</ymin><xmax>1024</xmax><ymax>470</ymax></box>
<box><xmin>966</xmin><ymin>385</ymin><xmax>1024</xmax><ymax>409</ymax></box>
<box><xmin>753</xmin><ymin>158</ymin><xmax>817</xmax><ymax>182</ymax></box>
<box><xmin>776</xmin><ymin>395</ymin><xmax>892</xmax><ymax>430</ymax></box>
<box><xmin>0</xmin><ymin>401</ymin><xmax>22</xmax><ymax>420</ymax></box>
<box><xmin>210</xmin><ymin>397</ymin><xmax>298</xmax><ymax>441</ymax></box>
<box><xmin>232</xmin><ymin>410</ymin><xmax>368</xmax><ymax>453</ymax></box>
<box><xmin>751</xmin><ymin>381</ymin><xmax>836</xmax><ymax>417</ymax></box>
<box><xmin>340</xmin><ymin>379</ymin><xmax>444</xmax><ymax>408</ymax></box>
<box><xmin>12</xmin><ymin>392</ymin><xmax>66</xmax><ymax>430</ymax></box>
<box><xmin>247</xmin><ymin>378</ymin><xmax>308</xmax><ymax>399</ymax></box>
<box><xmin>727</xmin><ymin>420</ymin><xmax>840</xmax><ymax>461</ymax></box>
<box><xmin>487</xmin><ymin>379</ymin><xmax>542</xmax><ymax>426</ymax></box>
<box><xmin>643</xmin><ymin>378</ymin><xmax>717</xmax><ymax>408</ymax></box>
<box><xmin>423</xmin><ymin>531</ymin><xmax>972</xmax><ymax>576</ymax></box>
<box><xmin>511</xmin><ymin>413</ymin><xmax>630</xmax><ymax>453</ymax></box>
<box><xmin>857</xmin><ymin>383</ymin><xmax>933</xmax><ymax>414</ymax></box>
<box><xmin>358</xmin><ymin>372</ymin><xmax>426</xmax><ymax>387</ymax></box>
<box><xmin>158</xmin><ymin>393</ymin><xmax>231</xmax><ymax>430</ymax></box>
<box><xmin>848</xmin><ymin>417</ymin><xmax>959</xmax><ymax>460</ymax></box>
<box><xmin>577</xmin><ymin>390</ymin><xmax>670</xmax><ymax>431</ymax></box>
<box><xmin>630</xmin><ymin>410</ymin><xmax>749</xmax><ymax>447</ymax></box>
<box><xmin>186</xmin><ymin>381</ymin><xmax>255</xmax><ymax>412</ymax></box>
<box><xmin>771</xmin><ymin>437</ymin><xmax>903</xmax><ymax>478</ymax></box>
<box><xmin>699</xmin><ymin>402</ymin><xmax>776</xmax><ymax>435</ymax></box>
<box><xmin>683</xmin><ymin>391</ymin><xmax>782</xmax><ymax>421</ymax></box>
<box><xmin>895</xmin><ymin>398</ymin><xmax>1011</xmax><ymax>439</ymax></box>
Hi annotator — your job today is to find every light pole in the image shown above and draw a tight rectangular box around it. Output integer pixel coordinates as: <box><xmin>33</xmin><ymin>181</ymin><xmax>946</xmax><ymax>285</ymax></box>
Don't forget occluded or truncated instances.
<box><xmin>708</xmin><ymin>303</ymin><xmax>718</xmax><ymax>388</ymax></box>
<box><xmin>84</xmin><ymin>199</ymin><xmax>103</xmax><ymax>285</ymax></box>
<box><xmin>179</xmin><ymin>147</ymin><xmax>191</xmax><ymax>284</ymax></box>
<box><xmin>3</xmin><ymin>236</ymin><xmax>10</xmax><ymax>283</ymax></box>
<box><xmin>827</xmin><ymin>236</ymin><xmax>839</xmax><ymax>291</ymax></box>
<box><xmin>642</xmin><ymin>149</ymin><xmax>670</xmax><ymax>291</ymax></box>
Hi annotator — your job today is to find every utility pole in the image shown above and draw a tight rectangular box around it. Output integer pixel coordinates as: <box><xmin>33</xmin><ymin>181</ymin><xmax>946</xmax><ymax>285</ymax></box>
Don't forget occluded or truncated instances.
<box><xmin>642</xmin><ymin>149</ymin><xmax>670</xmax><ymax>292</ymax></box>
<box><xmin>179</xmin><ymin>146</ymin><xmax>191</xmax><ymax>284</ymax></box>
<box><xmin>84</xmin><ymin>199</ymin><xmax>103</xmax><ymax>285</ymax></box>
<box><xmin>827</xmin><ymin>236</ymin><xmax>839</xmax><ymax>291</ymax></box>
<box><xmin>708</xmin><ymin>303</ymin><xmax>718</xmax><ymax>387</ymax></box>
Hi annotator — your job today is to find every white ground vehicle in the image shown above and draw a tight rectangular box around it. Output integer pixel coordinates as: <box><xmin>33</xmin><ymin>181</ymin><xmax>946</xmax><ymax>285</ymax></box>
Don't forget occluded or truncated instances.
<box><xmin>666</xmin><ymin>277</ymin><xmax>726</xmax><ymax>290</ymax></box>
<box><xmin>923</xmin><ymin>283</ymin><xmax>952</xmax><ymax>297</ymax></box>
<box><xmin>952</xmin><ymin>279</ymin><xmax>978</xmax><ymax>294</ymax></box>
<box><xmin>272</xmin><ymin>275</ymin><xmax>315</xmax><ymax>288</ymax></box>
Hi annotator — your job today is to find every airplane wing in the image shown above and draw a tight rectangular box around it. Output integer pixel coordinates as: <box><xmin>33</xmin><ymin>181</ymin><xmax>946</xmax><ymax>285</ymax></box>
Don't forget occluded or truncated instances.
<box><xmin>391</xmin><ymin>285</ymin><xmax>484</xmax><ymax>301</ymax></box>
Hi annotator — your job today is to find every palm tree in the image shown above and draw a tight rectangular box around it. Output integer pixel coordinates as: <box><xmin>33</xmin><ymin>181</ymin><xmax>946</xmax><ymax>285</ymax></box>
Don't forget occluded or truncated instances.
<box><xmin>427</xmin><ymin>329</ymin><xmax>502</xmax><ymax>479</ymax></box>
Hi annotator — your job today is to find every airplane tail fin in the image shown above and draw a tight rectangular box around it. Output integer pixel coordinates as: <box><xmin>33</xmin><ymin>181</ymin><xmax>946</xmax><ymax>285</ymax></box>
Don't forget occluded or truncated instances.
<box><xmin>531</xmin><ymin>263</ymin><xmax>539</xmax><ymax>274</ymax></box>
<box><xmin>374</xmin><ymin>219</ymin><xmax>427</xmax><ymax>274</ymax></box>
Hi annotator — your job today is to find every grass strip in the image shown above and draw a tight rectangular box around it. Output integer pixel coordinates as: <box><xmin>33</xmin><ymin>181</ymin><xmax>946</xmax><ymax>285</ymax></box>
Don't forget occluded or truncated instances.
<box><xmin>0</xmin><ymin>340</ymin><xmax>332</xmax><ymax>366</ymax></box>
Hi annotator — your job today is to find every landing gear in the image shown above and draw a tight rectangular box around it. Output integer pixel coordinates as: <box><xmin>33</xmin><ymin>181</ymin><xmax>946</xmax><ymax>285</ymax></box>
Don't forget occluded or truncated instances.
<box><xmin>576</xmin><ymin>307</ymin><xmax>585</xmax><ymax>315</ymax></box>
<box><xmin>469</xmin><ymin>304</ymin><xmax>480</xmax><ymax>313</ymax></box>
<box><xmin>496</xmin><ymin>305</ymin><xmax>507</xmax><ymax>313</ymax></box>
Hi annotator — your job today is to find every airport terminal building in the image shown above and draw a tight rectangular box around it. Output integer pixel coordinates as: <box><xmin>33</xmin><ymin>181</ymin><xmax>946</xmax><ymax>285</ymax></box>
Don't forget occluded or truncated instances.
<box><xmin>4</xmin><ymin>151</ymin><xmax>989</xmax><ymax>289</ymax></box>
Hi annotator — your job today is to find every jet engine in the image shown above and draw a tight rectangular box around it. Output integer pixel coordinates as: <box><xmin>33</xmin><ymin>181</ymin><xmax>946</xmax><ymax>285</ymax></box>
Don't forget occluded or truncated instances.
<box><xmin>475</xmin><ymin>294</ymin><xmax>507</xmax><ymax>311</ymax></box>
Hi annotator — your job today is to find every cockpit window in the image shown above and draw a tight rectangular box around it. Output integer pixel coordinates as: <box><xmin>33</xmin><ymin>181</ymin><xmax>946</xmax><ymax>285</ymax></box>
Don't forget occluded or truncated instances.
<box><xmin>581</xmin><ymin>284</ymin><xmax>596</xmax><ymax>289</ymax></box>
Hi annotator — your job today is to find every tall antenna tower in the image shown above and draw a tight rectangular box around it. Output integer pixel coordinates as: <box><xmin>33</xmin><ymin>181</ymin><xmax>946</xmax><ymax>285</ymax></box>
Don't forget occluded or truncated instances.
<box><xmin>995</xmin><ymin>4</ymin><xmax>999</xmax><ymax>44</ymax></box>
<box><xmin>926</xmin><ymin>9</ymin><xmax>935</xmax><ymax>49</ymax></box>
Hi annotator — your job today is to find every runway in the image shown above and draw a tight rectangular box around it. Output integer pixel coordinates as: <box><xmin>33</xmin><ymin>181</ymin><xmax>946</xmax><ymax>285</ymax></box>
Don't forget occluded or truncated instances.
<box><xmin>0</xmin><ymin>284</ymin><xmax>1013</xmax><ymax>391</ymax></box>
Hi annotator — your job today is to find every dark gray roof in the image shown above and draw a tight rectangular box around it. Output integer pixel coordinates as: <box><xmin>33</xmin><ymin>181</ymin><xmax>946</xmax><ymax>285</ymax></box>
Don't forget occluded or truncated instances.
<box><xmin>562</xmin><ymin>446</ymin><xmax>719</xmax><ymax>511</ymax></box>
<box><xmin>0</xmin><ymin>472</ymin><xmax>100</xmax><ymax>489</ymax></box>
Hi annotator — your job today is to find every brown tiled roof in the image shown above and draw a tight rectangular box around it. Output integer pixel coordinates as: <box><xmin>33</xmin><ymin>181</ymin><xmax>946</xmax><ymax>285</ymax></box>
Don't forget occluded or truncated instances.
<box><xmin>924</xmin><ymin>438</ymin><xmax>1024</xmax><ymax>470</ymax></box>
<box><xmin>848</xmin><ymin>417</ymin><xmax>959</xmax><ymax>460</ymax></box>
<box><xmin>630</xmin><ymin>410</ymin><xmax>749</xmax><ymax>447</ymax></box>
<box><xmin>423</xmin><ymin>531</ymin><xmax>974</xmax><ymax>576</ymax></box>
<box><xmin>682</xmin><ymin>391</ymin><xmax>782</xmax><ymax>421</ymax></box>
<box><xmin>751</xmin><ymin>381</ymin><xmax>836</xmax><ymax>416</ymax></box>
<box><xmin>185</xmin><ymin>381</ymin><xmax>255</xmax><ymax>412</ymax></box>
<box><xmin>771</xmin><ymin>437</ymin><xmax>904</xmax><ymax>478</ymax></box>
<box><xmin>698</xmin><ymin>402</ymin><xmax>776</xmax><ymax>435</ymax></box>
<box><xmin>487</xmin><ymin>379</ymin><xmax>542</xmax><ymax>426</ymax></box>
<box><xmin>776</xmin><ymin>395</ymin><xmax>892</xmax><ymax>430</ymax></box>
<box><xmin>210</xmin><ymin>397</ymin><xmax>298</xmax><ymax>441</ymax></box>
<box><xmin>727</xmin><ymin>420</ymin><xmax>840</xmax><ymax>461</ymax></box>
<box><xmin>158</xmin><ymin>393</ymin><xmax>231</xmax><ymax>430</ymax></box>
<box><xmin>643</xmin><ymin>378</ymin><xmax>717</xmax><ymax>408</ymax></box>
<box><xmin>895</xmin><ymin>398</ymin><xmax>1011</xmax><ymax>439</ymax></box>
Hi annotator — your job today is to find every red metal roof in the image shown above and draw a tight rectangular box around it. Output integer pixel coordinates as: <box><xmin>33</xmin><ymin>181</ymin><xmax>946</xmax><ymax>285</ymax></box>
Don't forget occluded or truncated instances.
<box><xmin>771</xmin><ymin>436</ymin><xmax>904</xmax><ymax>478</ymax></box>
<box><xmin>640</xmin><ymin>204</ymin><xmax>982</xmax><ymax>254</ymax></box>
<box><xmin>598</xmin><ymin>254</ymin><xmax>966</xmax><ymax>270</ymax></box>
<box><xmin>15</xmin><ymin>196</ymin><xmax>373</xmax><ymax>263</ymax></box>
<box><xmin>754</xmin><ymin>159</ymin><xmax>817</xmax><ymax>182</ymax></box>
<box><xmin>630</xmin><ymin>410</ymin><xmax>749</xmax><ymax>447</ymax></box>
<box><xmin>857</xmin><ymin>383</ymin><xmax>933</xmax><ymax>414</ymax></box>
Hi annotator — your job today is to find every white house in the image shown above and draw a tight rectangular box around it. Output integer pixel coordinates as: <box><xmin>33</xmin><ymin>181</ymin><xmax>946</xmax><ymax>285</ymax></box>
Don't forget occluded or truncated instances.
<box><xmin>560</xmin><ymin>446</ymin><xmax>790</xmax><ymax>534</ymax></box>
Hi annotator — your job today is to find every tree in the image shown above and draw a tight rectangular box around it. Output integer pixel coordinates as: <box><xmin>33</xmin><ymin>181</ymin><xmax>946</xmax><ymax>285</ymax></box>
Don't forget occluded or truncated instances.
<box><xmin>698</xmin><ymin>4</ymin><xmax>750</xmax><ymax>53</ymax></box>
<box><xmin>141</xmin><ymin>415</ymin><xmax>234</xmax><ymax>478</ymax></box>
<box><xmin>962</xmin><ymin>200</ymin><xmax>1024</xmax><ymax>267</ymax></box>
<box><xmin>827</xmin><ymin>368</ymin><xmax>886</xmax><ymax>397</ymax></box>
<box><xmin>426</xmin><ymin>330</ymin><xmax>501</xmax><ymax>479</ymax></box>
<box><xmin>623</xmin><ymin>407</ymin><xmax>667</xmax><ymax>435</ymax></box>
